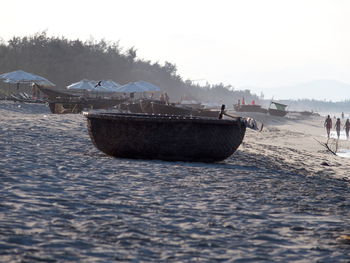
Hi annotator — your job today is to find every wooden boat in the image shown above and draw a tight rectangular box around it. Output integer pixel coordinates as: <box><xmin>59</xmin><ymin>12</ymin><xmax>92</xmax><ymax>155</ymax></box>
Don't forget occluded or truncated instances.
<box><xmin>118</xmin><ymin>100</ymin><xmax>151</xmax><ymax>113</ymax></box>
<box><xmin>195</xmin><ymin>109</ymin><xmax>221</xmax><ymax>118</ymax></box>
<box><xmin>288</xmin><ymin>110</ymin><xmax>314</xmax><ymax>117</ymax></box>
<box><xmin>299</xmin><ymin>111</ymin><xmax>313</xmax><ymax>116</ymax></box>
<box><xmin>37</xmin><ymin>85</ymin><xmax>81</xmax><ymax>99</ymax></box>
<box><xmin>268</xmin><ymin>102</ymin><xmax>288</xmax><ymax>117</ymax></box>
<box><xmin>8</xmin><ymin>93</ymin><xmax>46</xmax><ymax>104</ymax></box>
<box><xmin>233</xmin><ymin>104</ymin><xmax>268</xmax><ymax>114</ymax></box>
<box><xmin>37</xmin><ymin>85</ymin><xmax>119</xmax><ymax>100</ymax></box>
<box><xmin>151</xmin><ymin>102</ymin><xmax>192</xmax><ymax>115</ymax></box>
<box><xmin>139</xmin><ymin>99</ymin><xmax>161</xmax><ymax>114</ymax></box>
<box><xmin>151</xmin><ymin>102</ymin><xmax>221</xmax><ymax>118</ymax></box>
<box><xmin>179</xmin><ymin>100</ymin><xmax>204</xmax><ymax>109</ymax></box>
<box><xmin>85</xmin><ymin>112</ymin><xmax>246</xmax><ymax>162</ymax></box>
<box><xmin>268</xmin><ymin>108</ymin><xmax>288</xmax><ymax>117</ymax></box>
<box><xmin>48</xmin><ymin>97</ymin><xmax>127</xmax><ymax>114</ymax></box>
<box><xmin>127</xmin><ymin>102</ymin><xmax>143</xmax><ymax>113</ymax></box>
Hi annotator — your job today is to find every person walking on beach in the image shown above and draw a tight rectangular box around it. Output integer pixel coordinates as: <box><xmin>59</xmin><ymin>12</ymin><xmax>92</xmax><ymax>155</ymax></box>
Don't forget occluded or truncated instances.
<box><xmin>159</xmin><ymin>93</ymin><xmax>166</xmax><ymax>104</ymax></box>
<box><xmin>164</xmin><ymin>92</ymin><xmax>170</xmax><ymax>105</ymax></box>
<box><xmin>324</xmin><ymin>115</ymin><xmax>332</xmax><ymax>138</ymax></box>
<box><xmin>345</xmin><ymin>119</ymin><xmax>350</xmax><ymax>139</ymax></box>
<box><xmin>335</xmin><ymin>118</ymin><xmax>341</xmax><ymax>139</ymax></box>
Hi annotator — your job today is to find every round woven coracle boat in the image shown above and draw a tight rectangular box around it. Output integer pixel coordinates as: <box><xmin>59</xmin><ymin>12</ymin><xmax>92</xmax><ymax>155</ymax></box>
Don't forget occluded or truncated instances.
<box><xmin>85</xmin><ymin>112</ymin><xmax>246</xmax><ymax>162</ymax></box>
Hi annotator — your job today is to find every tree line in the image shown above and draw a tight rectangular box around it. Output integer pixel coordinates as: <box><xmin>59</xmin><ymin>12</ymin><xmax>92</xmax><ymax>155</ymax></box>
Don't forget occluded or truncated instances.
<box><xmin>0</xmin><ymin>32</ymin><xmax>258</xmax><ymax>106</ymax></box>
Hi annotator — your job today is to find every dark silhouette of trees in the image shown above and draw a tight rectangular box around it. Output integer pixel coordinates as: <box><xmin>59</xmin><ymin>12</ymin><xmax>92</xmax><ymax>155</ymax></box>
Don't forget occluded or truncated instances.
<box><xmin>0</xmin><ymin>32</ymin><xmax>259</xmax><ymax>105</ymax></box>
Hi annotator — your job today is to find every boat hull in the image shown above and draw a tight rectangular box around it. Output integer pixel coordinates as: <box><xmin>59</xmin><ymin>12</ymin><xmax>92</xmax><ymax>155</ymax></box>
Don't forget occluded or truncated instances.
<box><xmin>151</xmin><ymin>102</ymin><xmax>221</xmax><ymax>118</ymax></box>
<box><xmin>37</xmin><ymin>85</ymin><xmax>81</xmax><ymax>98</ymax></box>
<box><xmin>234</xmin><ymin>104</ymin><xmax>268</xmax><ymax>114</ymax></box>
<box><xmin>127</xmin><ymin>102</ymin><xmax>143</xmax><ymax>113</ymax></box>
<box><xmin>151</xmin><ymin>102</ymin><xmax>192</xmax><ymax>115</ymax></box>
<box><xmin>300</xmin><ymin>111</ymin><xmax>313</xmax><ymax>116</ymax></box>
<box><xmin>268</xmin><ymin>108</ymin><xmax>288</xmax><ymax>117</ymax></box>
<box><xmin>38</xmin><ymin>85</ymin><xmax>120</xmax><ymax>100</ymax></box>
<box><xmin>86</xmin><ymin>113</ymin><xmax>246</xmax><ymax>162</ymax></box>
<box><xmin>48</xmin><ymin>98</ymin><xmax>127</xmax><ymax>114</ymax></box>
<box><xmin>139</xmin><ymin>99</ymin><xmax>159</xmax><ymax>114</ymax></box>
<box><xmin>195</xmin><ymin>109</ymin><xmax>221</xmax><ymax>118</ymax></box>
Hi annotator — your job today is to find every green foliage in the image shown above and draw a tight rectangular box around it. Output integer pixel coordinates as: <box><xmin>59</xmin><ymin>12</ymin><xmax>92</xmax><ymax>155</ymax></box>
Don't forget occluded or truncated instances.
<box><xmin>0</xmin><ymin>32</ymin><xmax>259</xmax><ymax>105</ymax></box>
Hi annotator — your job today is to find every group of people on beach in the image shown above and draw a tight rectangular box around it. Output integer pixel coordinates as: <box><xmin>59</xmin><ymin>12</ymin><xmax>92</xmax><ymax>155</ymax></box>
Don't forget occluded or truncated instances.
<box><xmin>324</xmin><ymin>114</ymin><xmax>350</xmax><ymax>139</ymax></box>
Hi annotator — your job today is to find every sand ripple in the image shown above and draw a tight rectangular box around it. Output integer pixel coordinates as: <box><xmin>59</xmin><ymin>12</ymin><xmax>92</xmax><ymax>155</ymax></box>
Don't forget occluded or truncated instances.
<box><xmin>0</xmin><ymin>102</ymin><xmax>349</xmax><ymax>262</ymax></box>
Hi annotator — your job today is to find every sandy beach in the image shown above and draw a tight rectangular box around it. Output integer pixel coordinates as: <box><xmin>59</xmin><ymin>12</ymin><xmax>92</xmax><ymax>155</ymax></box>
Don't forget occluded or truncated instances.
<box><xmin>1</xmin><ymin>101</ymin><xmax>350</xmax><ymax>262</ymax></box>
<box><xmin>235</xmin><ymin>111</ymin><xmax>350</xmax><ymax>180</ymax></box>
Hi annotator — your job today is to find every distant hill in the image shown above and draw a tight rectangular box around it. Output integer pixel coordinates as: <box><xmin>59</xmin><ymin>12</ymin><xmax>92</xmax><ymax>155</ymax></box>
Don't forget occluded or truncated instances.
<box><xmin>246</xmin><ymin>79</ymin><xmax>350</xmax><ymax>102</ymax></box>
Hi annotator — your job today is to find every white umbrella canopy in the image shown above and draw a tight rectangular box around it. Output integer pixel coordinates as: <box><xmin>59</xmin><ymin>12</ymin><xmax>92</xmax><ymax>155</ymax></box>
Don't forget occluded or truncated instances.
<box><xmin>0</xmin><ymin>70</ymin><xmax>55</xmax><ymax>86</ymax></box>
<box><xmin>97</xmin><ymin>80</ymin><xmax>121</xmax><ymax>92</ymax></box>
<box><xmin>89</xmin><ymin>80</ymin><xmax>121</xmax><ymax>92</ymax></box>
<box><xmin>116</xmin><ymin>82</ymin><xmax>150</xmax><ymax>93</ymax></box>
<box><xmin>134</xmin><ymin>81</ymin><xmax>161</xmax><ymax>92</ymax></box>
<box><xmin>101</xmin><ymin>80</ymin><xmax>121</xmax><ymax>89</ymax></box>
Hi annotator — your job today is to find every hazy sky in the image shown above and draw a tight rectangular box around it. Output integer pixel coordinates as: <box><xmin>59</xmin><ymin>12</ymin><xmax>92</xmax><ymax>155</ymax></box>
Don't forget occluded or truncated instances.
<box><xmin>1</xmin><ymin>0</ymin><xmax>349</xmax><ymax>99</ymax></box>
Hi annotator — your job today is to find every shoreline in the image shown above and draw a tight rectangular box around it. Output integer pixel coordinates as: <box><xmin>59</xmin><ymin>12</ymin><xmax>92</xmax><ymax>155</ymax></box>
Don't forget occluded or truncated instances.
<box><xmin>234</xmin><ymin>111</ymin><xmax>350</xmax><ymax>180</ymax></box>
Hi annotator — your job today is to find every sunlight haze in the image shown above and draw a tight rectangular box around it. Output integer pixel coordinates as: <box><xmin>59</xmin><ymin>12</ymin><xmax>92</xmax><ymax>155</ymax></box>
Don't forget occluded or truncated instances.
<box><xmin>1</xmin><ymin>0</ymin><xmax>349</xmax><ymax>100</ymax></box>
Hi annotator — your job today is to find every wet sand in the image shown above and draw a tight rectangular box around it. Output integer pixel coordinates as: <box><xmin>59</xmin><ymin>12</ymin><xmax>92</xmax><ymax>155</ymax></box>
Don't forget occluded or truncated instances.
<box><xmin>0</xmin><ymin>101</ymin><xmax>349</xmax><ymax>262</ymax></box>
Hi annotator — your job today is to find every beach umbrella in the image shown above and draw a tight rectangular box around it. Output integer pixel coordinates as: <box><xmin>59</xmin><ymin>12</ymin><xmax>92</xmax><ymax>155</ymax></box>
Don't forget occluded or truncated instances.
<box><xmin>88</xmin><ymin>80</ymin><xmax>122</xmax><ymax>92</ymax></box>
<box><xmin>102</xmin><ymin>80</ymin><xmax>121</xmax><ymax>89</ymax></box>
<box><xmin>67</xmin><ymin>79</ymin><xmax>96</xmax><ymax>91</ymax></box>
<box><xmin>134</xmin><ymin>81</ymin><xmax>161</xmax><ymax>92</ymax></box>
<box><xmin>0</xmin><ymin>70</ymin><xmax>55</xmax><ymax>86</ymax></box>
<box><xmin>96</xmin><ymin>80</ymin><xmax>121</xmax><ymax>92</ymax></box>
<box><xmin>115</xmin><ymin>82</ymin><xmax>150</xmax><ymax>93</ymax></box>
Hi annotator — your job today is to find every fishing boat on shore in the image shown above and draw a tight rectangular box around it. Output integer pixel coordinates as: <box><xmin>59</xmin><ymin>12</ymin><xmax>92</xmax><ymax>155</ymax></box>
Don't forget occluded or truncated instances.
<box><xmin>299</xmin><ymin>110</ymin><xmax>314</xmax><ymax>116</ymax></box>
<box><xmin>268</xmin><ymin>101</ymin><xmax>288</xmax><ymax>117</ymax></box>
<box><xmin>151</xmin><ymin>102</ymin><xmax>221</xmax><ymax>118</ymax></box>
<box><xmin>126</xmin><ymin>102</ymin><xmax>143</xmax><ymax>113</ymax></box>
<box><xmin>268</xmin><ymin>108</ymin><xmax>287</xmax><ymax>117</ymax></box>
<box><xmin>195</xmin><ymin>109</ymin><xmax>221</xmax><ymax>118</ymax></box>
<box><xmin>85</xmin><ymin>112</ymin><xmax>246</xmax><ymax>162</ymax></box>
<box><xmin>233</xmin><ymin>104</ymin><xmax>268</xmax><ymax>114</ymax></box>
<box><xmin>151</xmin><ymin>102</ymin><xmax>193</xmax><ymax>115</ymax></box>
<box><xmin>48</xmin><ymin>97</ymin><xmax>127</xmax><ymax>114</ymax></box>
<box><xmin>288</xmin><ymin>110</ymin><xmax>314</xmax><ymax>117</ymax></box>
<box><xmin>7</xmin><ymin>92</ymin><xmax>46</xmax><ymax>104</ymax></box>
<box><xmin>38</xmin><ymin>81</ymin><xmax>131</xmax><ymax>114</ymax></box>
<box><xmin>36</xmin><ymin>80</ymin><xmax>122</xmax><ymax>100</ymax></box>
<box><xmin>37</xmin><ymin>85</ymin><xmax>83</xmax><ymax>98</ymax></box>
<box><xmin>139</xmin><ymin>99</ymin><xmax>161</xmax><ymax>114</ymax></box>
